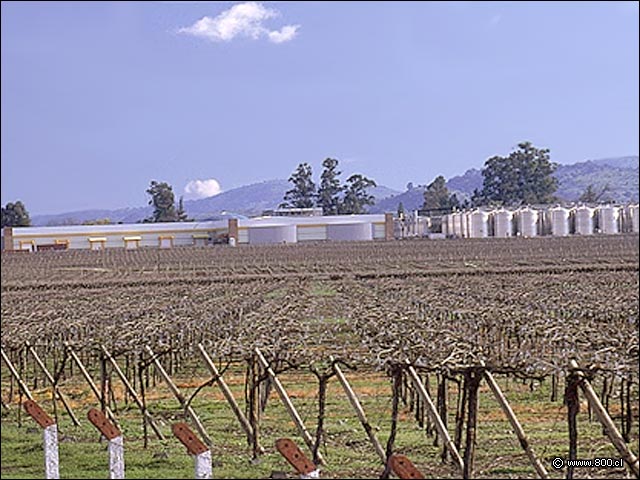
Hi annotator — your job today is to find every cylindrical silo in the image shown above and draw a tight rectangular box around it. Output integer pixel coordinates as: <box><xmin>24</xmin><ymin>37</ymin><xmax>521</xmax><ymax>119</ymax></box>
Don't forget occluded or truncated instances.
<box><xmin>327</xmin><ymin>223</ymin><xmax>373</xmax><ymax>241</ymax></box>
<box><xmin>493</xmin><ymin>208</ymin><xmax>513</xmax><ymax>238</ymax></box>
<box><xmin>468</xmin><ymin>210</ymin><xmax>489</xmax><ymax>238</ymax></box>
<box><xmin>517</xmin><ymin>207</ymin><xmax>538</xmax><ymax>237</ymax></box>
<box><xmin>597</xmin><ymin>205</ymin><xmax>619</xmax><ymax>235</ymax></box>
<box><xmin>550</xmin><ymin>206</ymin><xmax>570</xmax><ymax>236</ymax></box>
<box><xmin>452</xmin><ymin>212</ymin><xmax>463</xmax><ymax>238</ymax></box>
<box><xmin>442</xmin><ymin>214</ymin><xmax>453</xmax><ymax>237</ymax></box>
<box><xmin>573</xmin><ymin>206</ymin><xmax>594</xmax><ymax>235</ymax></box>
<box><xmin>628</xmin><ymin>204</ymin><xmax>639</xmax><ymax>233</ymax></box>
<box><xmin>248</xmin><ymin>225</ymin><xmax>297</xmax><ymax>244</ymax></box>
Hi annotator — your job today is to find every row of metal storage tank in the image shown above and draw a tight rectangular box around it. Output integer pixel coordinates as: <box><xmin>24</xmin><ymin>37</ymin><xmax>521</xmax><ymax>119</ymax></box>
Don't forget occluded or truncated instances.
<box><xmin>442</xmin><ymin>204</ymin><xmax>640</xmax><ymax>238</ymax></box>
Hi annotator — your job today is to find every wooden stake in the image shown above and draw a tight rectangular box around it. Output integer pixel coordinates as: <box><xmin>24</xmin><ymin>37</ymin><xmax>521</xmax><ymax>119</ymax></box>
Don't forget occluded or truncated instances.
<box><xmin>330</xmin><ymin>356</ymin><xmax>386</xmax><ymax>464</ymax></box>
<box><xmin>254</xmin><ymin>348</ymin><xmax>323</xmax><ymax>465</ymax></box>
<box><xmin>481</xmin><ymin>363</ymin><xmax>549</xmax><ymax>479</ymax></box>
<box><xmin>462</xmin><ymin>369</ymin><xmax>481</xmax><ymax>480</ymax></box>
<box><xmin>197</xmin><ymin>344</ymin><xmax>262</xmax><ymax>452</ymax></box>
<box><xmin>26</xmin><ymin>342</ymin><xmax>80</xmax><ymax>426</ymax></box>
<box><xmin>406</xmin><ymin>362</ymin><xmax>464</xmax><ymax>473</ymax></box>
<box><xmin>569</xmin><ymin>360</ymin><xmax>639</xmax><ymax>477</ymax></box>
<box><xmin>65</xmin><ymin>344</ymin><xmax>119</xmax><ymax>427</ymax></box>
<box><xmin>145</xmin><ymin>346</ymin><xmax>212</xmax><ymax>447</ymax></box>
<box><xmin>1</xmin><ymin>348</ymin><xmax>33</xmax><ymax>400</ymax></box>
<box><xmin>101</xmin><ymin>345</ymin><xmax>164</xmax><ymax>440</ymax></box>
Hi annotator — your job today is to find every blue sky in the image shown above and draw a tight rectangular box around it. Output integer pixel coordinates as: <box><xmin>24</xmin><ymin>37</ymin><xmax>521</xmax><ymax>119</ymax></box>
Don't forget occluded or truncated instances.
<box><xmin>1</xmin><ymin>1</ymin><xmax>638</xmax><ymax>214</ymax></box>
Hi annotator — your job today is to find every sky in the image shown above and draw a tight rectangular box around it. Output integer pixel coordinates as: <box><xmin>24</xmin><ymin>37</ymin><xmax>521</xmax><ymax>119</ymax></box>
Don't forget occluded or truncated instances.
<box><xmin>1</xmin><ymin>1</ymin><xmax>638</xmax><ymax>215</ymax></box>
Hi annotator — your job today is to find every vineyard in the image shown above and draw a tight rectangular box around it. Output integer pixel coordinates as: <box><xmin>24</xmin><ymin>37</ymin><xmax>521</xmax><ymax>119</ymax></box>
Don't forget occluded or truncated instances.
<box><xmin>1</xmin><ymin>235</ymin><xmax>638</xmax><ymax>478</ymax></box>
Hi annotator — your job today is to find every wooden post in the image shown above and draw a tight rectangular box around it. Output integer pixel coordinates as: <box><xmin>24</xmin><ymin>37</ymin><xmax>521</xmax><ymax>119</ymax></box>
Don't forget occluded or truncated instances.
<box><xmin>1</xmin><ymin>348</ymin><xmax>33</xmax><ymax>400</ymax></box>
<box><xmin>101</xmin><ymin>345</ymin><xmax>164</xmax><ymax>440</ymax></box>
<box><xmin>463</xmin><ymin>369</ymin><xmax>481</xmax><ymax>480</ymax></box>
<box><xmin>276</xmin><ymin>438</ymin><xmax>320</xmax><ymax>479</ymax></box>
<box><xmin>87</xmin><ymin>408</ymin><xmax>125</xmax><ymax>479</ymax></box>
<box><xmin>330</xmin><ymin>356</ymin><xmax>386</xmax><ymax>464</ymax></box>
<box><xmin>65</xmin><ymin>345</ymin><xmax>119</xmax><ymax>427</ymax></box>
<box><xmin>197</xmin><ymin>344</ymin><xmax>262</xmax><ymax>452</ymax></box>
<box><xmin>569</xmin><ymin>360</ymin><xmax>639</xmax><ymax>477</ymax></box>
<box><xmin>405</xmin><ymin>362</ymin><xmax>464</xmax><ymax>473</ymax></box>
<box><xmin>481</xmin><ymin>363</ymin><xmax>549</xmax><ymax>479</ymax></box>
<box><xmin>26</xmin><ymin>341</ymin><xmax>80</xmax><ymax>426</ymax></box>
<box><xmin>145</xmin><ymin>346</ymin><xmax>212</xmax><ymax>447</ymax></box>
<box><xmin>389</xmin><ymin>454</ymin><xmax>425</xmax><ymax>479</ymax></box>
<box><xmin>254</xmin><ymin>348</ymin><xmax>323</xmax><ymax>465</ymax></box>
<box><xmin>172</xmin><ymin>422</ymin><xmax>212</xmax><ymax>479</ymax></box>
<box><xmin>24</xmin><ymin>400</ymin><xmax>59</xmax><ymax>479</ymax></box>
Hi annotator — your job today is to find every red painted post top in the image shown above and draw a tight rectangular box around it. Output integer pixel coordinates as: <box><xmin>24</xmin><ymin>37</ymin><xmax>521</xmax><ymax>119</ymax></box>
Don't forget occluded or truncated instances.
<box><xmin>275</xmin><ymin>438</ymin><xmax>316</xmax><ymax>475</ymax></box>
<box><xmin>23</xmin><ymin>400</ymin><xmax>55</xmax><ymax>429</ymax></box>
<box><xmin>390</xmin><ymin>454</ymin><xmax>425</xmax><ymax>479</ymax></box>
<box><xmin>172</xmin><ymin>422</ymin><xmax>208</xmax><ymax>456</ymax></box>
<box><xmin>87</xmin><ymin>408</ymin><xmax>121</xmax><ymax>440</ymax></box>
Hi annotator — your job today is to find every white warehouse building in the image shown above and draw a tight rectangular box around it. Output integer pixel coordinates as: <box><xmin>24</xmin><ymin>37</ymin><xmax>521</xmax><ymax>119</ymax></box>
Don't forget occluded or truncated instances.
<box><xmin>2</xmin><ymin>214</ymin><xmax>394</xmax><ymax>251</ymax></box>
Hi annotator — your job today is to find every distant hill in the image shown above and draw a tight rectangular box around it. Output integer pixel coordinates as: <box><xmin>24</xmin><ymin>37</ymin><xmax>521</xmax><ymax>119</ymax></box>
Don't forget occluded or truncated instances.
<box><xmin>31</xmin><ymin>180</ymin><xmax>400</xmax><ymax>226</ymax></box>
<box><xmin>370</xmin><ymin>156</ymin><xmax>638</xmax><ymax>213</ymax></box>
<box><xmin>29</xmin><ymin>156</ymin><xmax>637</xmax><ymax>225</ymax></box>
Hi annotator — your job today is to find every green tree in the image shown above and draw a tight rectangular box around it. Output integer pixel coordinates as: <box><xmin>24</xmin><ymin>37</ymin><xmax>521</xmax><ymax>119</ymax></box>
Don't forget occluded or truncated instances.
<box><xmin>82</xmin><ymin>218</ymin><xmax>112</xmax><ymax>225</ymax></box>
<box><xmin>1</xmin><ymin>201</ymin><xmax>31</xmax><ymax>227</ymax></box>
<box><xmin>176</xmin><ymin>196</ymin><xmax>191</xmax><ymax>222</ymax></box>
<box><xmin>280</xmin><ymin>163</ymin><xmax>317</xmax><ymax>208</ymax></box>
<box><xmin>317</xmin><ymin>158</ymin><xmax>343</xmax><ymax>215</ymax></box>
<box><xmin>578</xmin><ymin>183</ymin><xmax>613</xmax><ymax>203</ymax></box>
<box><xmin>473</xmin><ymin>142</ymin><xmax>558</xmax><ymax>206</ymax></box>
<box><xmin>340</xmin><ymin>174</ymin><xmax>377</xmax><ymax>214</ymax></box>
<box><xmin>397</xmin><ymin>201</ymin><xmax>405</xmax><ymax>219</ymax></box>
<box><xmin>145</xmin><ymin>181</ymin><xmax>178</xmax><ymax>222</ymax></box>
<box><xmin>422</xmin><ymin>176</ymin><xmax>460</xmax><ymax>213</ymax></box>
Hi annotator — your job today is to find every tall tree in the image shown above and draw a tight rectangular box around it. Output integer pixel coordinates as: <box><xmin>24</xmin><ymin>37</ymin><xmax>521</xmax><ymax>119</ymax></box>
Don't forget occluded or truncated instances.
<box><xmin>1</xmin><ymin>201</ymin><xmax>31</xmax><ymax>227</ymax></box>
<box><xmin>397</xmin><ymin>201</ymin><xmax>405</xmax><ymax>219</ymax></box>
<box><xmin>280</xmin><ymin>163</ymin><xmax>317</xmax><ymax>208</ymax></box>
<box><xmin>340</xmin><ymin>174</ymin><xmax>377</xmax><ymax>214</ymax></box>
<box><xmin>316</xmin><ymin>158</ymin><xmax>343</xmax><ymax>215</ymax></box>
<box><xmin>145</xmin><ymin>181</ymin><xmax>178</xmax><ymax>222</ymax></box>
<box><xmin>176</xmin><ymin>195</ymin><xmax>191</xmax><ymax>222</ymax></box>
<box><xmin>473</xmin><ymin>142</ymin><xmax>558</xmax><ymax>206</ymax></box>
<box><xmin>578</xmin><ymin>183</ymin><xmax>613</xmax><ymax>203</ymax></box>
<box><xmin>422</xmin><ymin>176</ymin><xmax>460</xmax><ymax>212</ymax></box>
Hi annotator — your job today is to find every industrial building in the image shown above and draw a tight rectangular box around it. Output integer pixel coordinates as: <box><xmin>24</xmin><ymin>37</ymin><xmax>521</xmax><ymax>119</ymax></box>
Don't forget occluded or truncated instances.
<box><xmin>438</xmin><ymin>204</ymin><xmax>639</xmax><ymax>239</ymax></box>
<box><xmin>2</xmin><ymin>214</ymin><xmax>394</xmax><ymax>251</ymax></box>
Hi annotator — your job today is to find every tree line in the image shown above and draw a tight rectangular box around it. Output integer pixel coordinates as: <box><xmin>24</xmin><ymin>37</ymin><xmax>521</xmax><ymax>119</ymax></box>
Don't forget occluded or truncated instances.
<box><xmin>280</xmin><ymin>158</ymin><xmax>377</xmax><ymax>215</ymax></box>
<box><xmin>1</xmin><ymin>141</ymin><xmax>616</xmax><ymax>228</ymax></box>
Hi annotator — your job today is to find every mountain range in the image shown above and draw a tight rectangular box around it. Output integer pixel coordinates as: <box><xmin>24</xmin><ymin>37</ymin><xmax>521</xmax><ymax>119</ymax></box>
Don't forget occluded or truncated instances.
<box><xmin>31</xmin><ymin>156</ymin><xmax>638</xmax><ymax>226</ymax></box>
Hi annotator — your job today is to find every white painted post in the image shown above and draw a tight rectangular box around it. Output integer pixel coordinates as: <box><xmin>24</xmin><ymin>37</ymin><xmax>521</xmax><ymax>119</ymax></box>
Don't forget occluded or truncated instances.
<box><xmin>24</xmin><ymin>400</ymin><xmax>60</xmax><ymax>479</ymax></box>
<box><xmin>43</xmin><ymin>424</ymin><xmax>60</xmax><ymax>480</ymax></box>
<box><xmin>172</xmin><ymin>422</ymin><xmax>212</xmax><ymax>479</ymax></box>
<box><xmin>194</xmin><ymin>450</ymin><xmax>213</xmax><ymax>479</ymax></box>
<box><xmin>108</xmin><ymin>435</ymin><xmax>125</xmax><ymax>479</ymax></box>
<box><xmin>88</xmin><ymin>408</ymin><xmax>125</xmax><ymax>479</ymax></box>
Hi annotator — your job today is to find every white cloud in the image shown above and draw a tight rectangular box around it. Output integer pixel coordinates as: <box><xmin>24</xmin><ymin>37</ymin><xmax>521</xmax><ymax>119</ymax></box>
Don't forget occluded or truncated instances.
<box><xmin>267</xmin><ymin>24</ymin><xmax>300</xmax><ymax>44</ymax></box>
<box><xmin>178</xmin><ymin>2</ymin><xmax>299</xmax><ymax>43</ymax></box>
<box><xmin>184</xmin><ymin>179</ymin><xmax>222</xmax><ymax>199</ymax></box>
